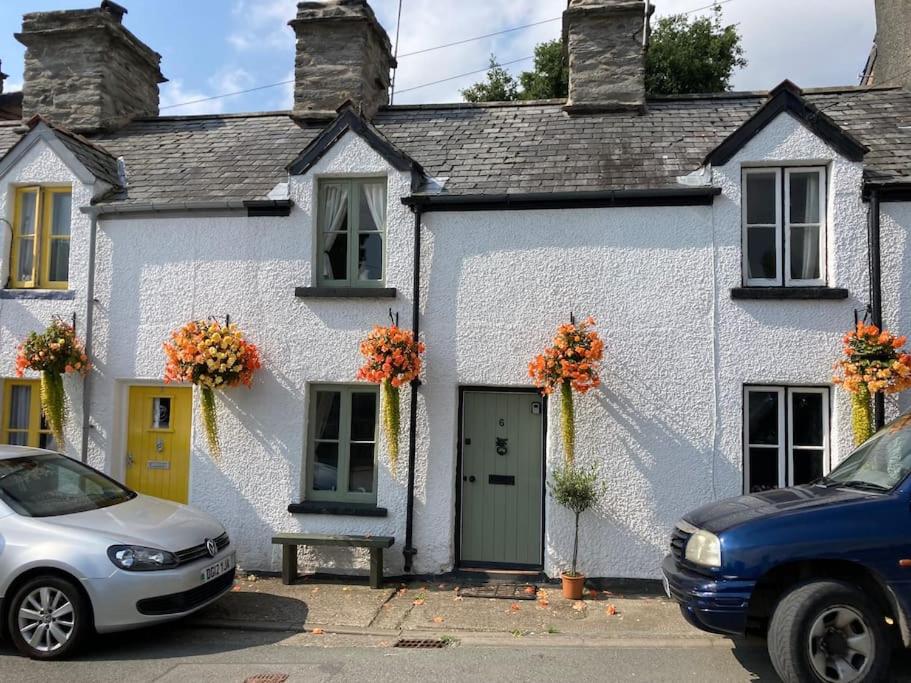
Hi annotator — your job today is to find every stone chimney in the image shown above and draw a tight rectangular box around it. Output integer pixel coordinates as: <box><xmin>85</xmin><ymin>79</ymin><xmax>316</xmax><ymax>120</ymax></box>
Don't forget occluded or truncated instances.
<box><xmin>869</xmin><ymin>0</ymin><xmax>911</xmax><ymax>91</ymax></box>
<box><xmin>563</xmin><ymin>0</ymin><xmax>651</xmax><ymax>114</ymax></box>
<box><xmin>289</xmin><ymin>0</ymin><xmax>395</xmax><ymax>120</ymax></box>
<box><xmin>15</xmin><ymin>1</ymin><xmax>166</xmax><ymax>132</ymax></box>
<box><xmin>0</xmin><ymin>60</ymin><xmax>6</xmax><ymax>95</ymax></box>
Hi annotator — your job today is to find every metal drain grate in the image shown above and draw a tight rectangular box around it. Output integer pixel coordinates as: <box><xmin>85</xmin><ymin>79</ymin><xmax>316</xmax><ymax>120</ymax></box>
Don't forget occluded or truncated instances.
<box><xmin>244</xmin><ymin>675</ymin><xmax>289</xmax><ymax>683</ymax></box>
<box><xmin>394</xmin><ymin>638</ymin><xmax>448</xmax><ymax>649</ymax></box>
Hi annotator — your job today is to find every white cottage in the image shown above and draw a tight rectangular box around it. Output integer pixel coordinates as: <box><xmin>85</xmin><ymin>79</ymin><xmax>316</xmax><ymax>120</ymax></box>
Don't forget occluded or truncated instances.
<box><xmin>1</xmin><ymin>0</ymin><xmax>911</xmax><ymax>581</ymax></box>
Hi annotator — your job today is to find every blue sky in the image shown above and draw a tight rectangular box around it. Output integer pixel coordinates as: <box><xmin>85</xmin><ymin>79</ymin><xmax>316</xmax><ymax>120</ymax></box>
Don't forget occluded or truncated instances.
<box><xmin>0</xmin><ymin>0</ymin><xmax>876</xmax><ymax>115</ymax></box>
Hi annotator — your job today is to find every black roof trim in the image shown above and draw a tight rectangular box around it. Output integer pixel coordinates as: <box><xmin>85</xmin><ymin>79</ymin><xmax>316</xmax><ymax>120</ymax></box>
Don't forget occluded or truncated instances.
<box><xmin>402</xmin><ymin>187</ymin><xmax>721</xmax><ymax>212</ymax></box>
<box><xmin>864</xmin><ymin>179</ymin><xmax>911</xmax><ymax>202</ymax></box>
<box><xmin>288</xmin><ymin>106</ymin><xmax>427</xmax><ymax>190</ymax></box>
<box><xmin>243</xmin><ymin>199</ymin><xmax>292</xmax><ymax>217</ymax></box>
<box><xmin>704</xmin><ymin>80</ymin><xmax>869</xmax><ymax>166</ymax></box>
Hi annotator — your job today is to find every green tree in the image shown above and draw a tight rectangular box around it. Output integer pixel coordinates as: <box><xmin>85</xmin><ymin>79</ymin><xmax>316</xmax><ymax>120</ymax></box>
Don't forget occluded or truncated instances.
<box><xmin>461</xmin><ymin>4</ymin><xmax>745</xmax><ymax>102</ymax></box>
<box><xmin>518</xmin><ymin>39</ymin><xmax>568</xmax><ymax>100</ymax></box>
<box><xmin>645</xmin><ymin>5</ymin><xmax>746</xmax><ymax>95</ymax></box>
<box><xmin>461</xmin><ymin>56</ymin><xmax>519</xmax><ymax>103</ymax></box>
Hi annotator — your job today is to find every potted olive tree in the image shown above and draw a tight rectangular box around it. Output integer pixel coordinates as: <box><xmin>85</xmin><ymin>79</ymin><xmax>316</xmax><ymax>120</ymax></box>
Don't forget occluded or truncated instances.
<box><xmin>549</xmin><ymin>462</ymin><xmax>603</xmax><ymax>600</ymax></box>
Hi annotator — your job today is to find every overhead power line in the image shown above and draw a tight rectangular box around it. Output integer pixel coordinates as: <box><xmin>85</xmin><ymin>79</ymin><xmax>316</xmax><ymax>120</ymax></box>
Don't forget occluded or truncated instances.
<box><xmin>398</xmin><ymin>17</ymin><xmax>561</xmax><ymax>59</ymax></box>
<box><xmin>160</xmin><ymin>0</ymin><xmax>737</xmax><ymax>111</ymax></box>
<box><xmin>395</xmin><ymin>55</ymin><xmax>535</xmax><ymax>95</ymax></box>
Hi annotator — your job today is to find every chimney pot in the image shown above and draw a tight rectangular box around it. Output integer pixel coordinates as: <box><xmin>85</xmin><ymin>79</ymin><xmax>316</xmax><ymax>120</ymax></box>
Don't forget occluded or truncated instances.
<box><xmin>100</xmin><ymin>0</ymin><xmax>128</xmax><ymax>22</ymax></box>
<box><xmin>289</xmin><ymin>0</ymin><xmax>395</xmax><ymax>120</ymax></box>
<box><xmin>563</xmin><ymin>0</ymin><xmax>651</xmax><ymax>114</ymax></box>
<box><xmin>15</xmin><ymin>2</ymin><xmax>166</xmax><ymax>132</ymax></box>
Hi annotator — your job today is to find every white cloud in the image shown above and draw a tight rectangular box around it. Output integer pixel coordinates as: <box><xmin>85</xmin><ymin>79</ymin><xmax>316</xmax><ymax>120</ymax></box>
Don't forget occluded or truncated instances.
<box><xmin>159</xmin><ymin>68</ymin><xmax>261</xmax><ymax>115</ymax></box>
<box><xmin>228</xmin><ymin>0</ymin><xmax>297</xmax><ymax>52</ymax></box>
<box><xmin>160</xmin><ymin>79</ymin><xmax>227</xmax><ymax>116</ymax></box>
<box><xmin>3</xmin><ymin>80</ymin><xmax>22</xmax><ymax>93</ymax></box>
<box><xmin>205</xmin><ymin>0</ymin><xmax>875</xmax><ymax>111</ymax></box>
<box><xmin>211</xmin><ymin>67</ymin><xmax>255</xmax><ymax>94</ymax></box>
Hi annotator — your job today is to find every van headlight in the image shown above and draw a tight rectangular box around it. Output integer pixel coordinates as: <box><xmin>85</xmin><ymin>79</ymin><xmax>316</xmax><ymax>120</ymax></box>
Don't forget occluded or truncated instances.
<box><xmin>685</xmin><ymin>530</ymin><xmax>722</xmax><ymax>568</ymax></box>
<box><xmin>108</xmin><ymin>545</ymin><xmax>178</xmax><ymax>571</ymax></box>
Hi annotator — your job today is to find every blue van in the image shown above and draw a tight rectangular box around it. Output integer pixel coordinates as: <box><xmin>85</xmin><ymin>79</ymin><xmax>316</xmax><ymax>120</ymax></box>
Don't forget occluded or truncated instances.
<box><xmin>664</xmin><ymin>413</ymin><xmax>911</xmax><ymax>682</ymax></box>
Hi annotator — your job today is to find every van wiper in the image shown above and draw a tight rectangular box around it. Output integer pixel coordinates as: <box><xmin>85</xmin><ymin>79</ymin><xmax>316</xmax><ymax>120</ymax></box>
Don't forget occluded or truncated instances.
<box><xmin>833</xmin><ymin>480</ymin><xmax>891</xmax><ymax>492</ymax></box>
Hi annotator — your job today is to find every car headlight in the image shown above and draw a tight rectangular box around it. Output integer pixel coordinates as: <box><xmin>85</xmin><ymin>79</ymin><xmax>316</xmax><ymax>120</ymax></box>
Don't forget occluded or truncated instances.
<box><xmin>107</xmin><ymin>545</ymin><xmax>178</xmax><ymax>571</ymax></box>
<box><xmin>685</xmin><ymin>529</ymin><xmax>722</xmax><ymax>568</ymax></box>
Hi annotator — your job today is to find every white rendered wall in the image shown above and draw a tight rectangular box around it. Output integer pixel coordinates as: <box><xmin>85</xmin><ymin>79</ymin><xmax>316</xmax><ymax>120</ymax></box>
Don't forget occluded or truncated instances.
<box><xmin>420</xmin><ymin>205</ymin><xmax>717</xmax><ymax>578</ymax></box>
<box><xmin>2</xmin><ymin>117</ymin><xmax>904</xmax><ymax>581</ymax></box>
<box><xmin>0</xmin><ymin>139</ymin><xmax>93</xmax><ymax>462</ymax></box>
<box><xmin>881</xmin><ymin>200</ymin><xmax>911</xmax><ymax>416</ymax></box>
<box><xmin>91</xmin><ymin>132</ymin><xmax>420</xmax><ymax>574</ymax></box>
<box><xmin>712</xmin><ymin>113</ymin><xmax>869</xmax><ymax>501</ymax></box>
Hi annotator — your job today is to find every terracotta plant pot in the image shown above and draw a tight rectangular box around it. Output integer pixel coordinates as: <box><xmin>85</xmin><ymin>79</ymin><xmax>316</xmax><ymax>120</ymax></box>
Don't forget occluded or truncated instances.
<box><xmin>561</xmin><ymin>572</ymin><xmax>585</xmax><ymax>600</ymax></box>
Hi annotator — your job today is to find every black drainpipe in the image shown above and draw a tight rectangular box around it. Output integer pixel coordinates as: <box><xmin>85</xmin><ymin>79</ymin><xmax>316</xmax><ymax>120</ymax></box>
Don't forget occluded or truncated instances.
<box><xmin>403</xmin><ymin>206</ymin><xmax>421</xmax><ymax>572</ymax></box>
<box><xmin>869</xmin><ymin>188</ymin><xmax>885</xmax><ymax>430</ymax></box>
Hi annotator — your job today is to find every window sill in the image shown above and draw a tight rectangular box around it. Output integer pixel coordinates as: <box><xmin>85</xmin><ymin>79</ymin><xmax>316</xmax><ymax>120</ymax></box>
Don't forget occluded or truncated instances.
<box><xmin>287</xmin><ymin>501</ymin><xmax>388</xmax><ymax>517</ymax></box>
<box><xmin>295</xmin><ymin>287</ymin><xmax>397</xmax><ymax>299</ymax></box>
<box><xmin>0</xmin><ymin>289</ymin><xmax>75</xmax><ymax>300</ymax></box>
<box><xmin>730</xmin><ymin>287</ymin><xmax>849</xmax><ymax>300</ymax></box>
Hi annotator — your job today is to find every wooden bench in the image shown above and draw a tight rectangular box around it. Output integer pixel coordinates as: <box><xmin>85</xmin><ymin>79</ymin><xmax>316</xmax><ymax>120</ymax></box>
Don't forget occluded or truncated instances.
<box><xmin>271</xmin><ymin>533</ymin><xmax>395</xmax><ymax>589</ymax></box>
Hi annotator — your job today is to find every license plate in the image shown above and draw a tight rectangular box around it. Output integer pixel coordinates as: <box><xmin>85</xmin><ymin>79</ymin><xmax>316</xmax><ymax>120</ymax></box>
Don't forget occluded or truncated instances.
<box><xmin>662</xmin><ymin>575</ymin><xmax>671</xmax><ymax>599</ymax></box>
<box><xmin>200</xmin><ymin>552</ymin><xmax>234</xmax><ymax>584</ymax></box>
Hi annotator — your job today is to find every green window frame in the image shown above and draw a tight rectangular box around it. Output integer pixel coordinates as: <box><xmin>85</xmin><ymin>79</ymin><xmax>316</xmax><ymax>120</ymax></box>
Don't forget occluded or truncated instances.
<box><xmin>316</xmin><ymin>178</ymin><xmax>387</xmax><ymax>287</ymax></box>
<box><xmin>307</xmin><ymin>384</ymin><xmax>379</xmax><ymax>503</ymax></box>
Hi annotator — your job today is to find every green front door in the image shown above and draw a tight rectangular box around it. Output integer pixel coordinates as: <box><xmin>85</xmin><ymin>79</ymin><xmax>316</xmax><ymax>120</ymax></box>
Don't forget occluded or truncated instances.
<box><xmin>459</xmin><ymin>390</ymin><xmax>544</xmax><ymax>568</ymax></box>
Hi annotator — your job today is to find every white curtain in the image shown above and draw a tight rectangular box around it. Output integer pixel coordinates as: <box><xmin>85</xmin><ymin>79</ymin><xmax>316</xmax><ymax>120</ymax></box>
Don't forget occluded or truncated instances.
<box><xmin>362</xmin><ymin>183</ymin><xmax>386</xmax><ymax>231</ymax></box>
<box><xmin>796</xmin><ymin>173</ymin><xmax>820</xmax><ymax>279</ymax></box>
<box><xmin>321</xmin><ymin>185</ymin><xmax>348</xmax><ymax>279</ymax></box>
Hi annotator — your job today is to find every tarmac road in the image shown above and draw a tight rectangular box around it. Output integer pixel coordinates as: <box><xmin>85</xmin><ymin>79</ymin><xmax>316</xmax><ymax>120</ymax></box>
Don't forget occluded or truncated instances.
<box><xmin>2</xmin><ymin>623</ymin><xmax>911</xmax><ymax>682</ymax></box>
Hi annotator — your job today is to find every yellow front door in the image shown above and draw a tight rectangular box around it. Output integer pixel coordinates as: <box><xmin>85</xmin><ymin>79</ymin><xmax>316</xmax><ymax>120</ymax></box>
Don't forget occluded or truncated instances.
<box><xmin>126</xmin><ymin>386</ymin><xmax>192</xmax><ymax>503</ymax></box>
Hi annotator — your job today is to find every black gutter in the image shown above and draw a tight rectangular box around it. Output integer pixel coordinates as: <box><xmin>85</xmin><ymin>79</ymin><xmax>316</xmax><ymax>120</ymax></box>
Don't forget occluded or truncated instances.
<box><xmin>402</xmin><ymin>187</ymin><xmax>721</xmax><ymax>212</ymax></box>
<box><xmin>403</xmin><ymin>205</ymin><xmax>421</xmax><ymax>572</ymax></box>
<box><xmin>868</xmin><ymin>188</ymin><xmax>885</xmax><ymax>430</ymax></box>
<box><xmin>243</xmin><ymin>199</ymin><xmax>292</xmax><ymax>217</ymax></box>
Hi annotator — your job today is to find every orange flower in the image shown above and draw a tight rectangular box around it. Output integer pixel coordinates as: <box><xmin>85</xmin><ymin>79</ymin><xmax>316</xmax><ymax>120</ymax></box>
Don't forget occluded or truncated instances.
<box><xmin>356</xmin><ymin>325</ymin><xmax>423</xmax><ymax>385</ymax></box>
<box><xmin>163</xmin><ymin>319</ymin><xmax>261</xmax><ymax>390</ymax></box>
<box><xmin>834</xmin><ymin>323</ymin><xmax>911</xmax><ymax>395</ymax></box>
<box><xmin>16</xmin><ymin>318</ymin><xmax>91</xmax><ymax>377</ymax></box>
<box><xmin>529</xmin><ymin>318</ymin><xmax>604</xmax><ymax>395</ymax></box>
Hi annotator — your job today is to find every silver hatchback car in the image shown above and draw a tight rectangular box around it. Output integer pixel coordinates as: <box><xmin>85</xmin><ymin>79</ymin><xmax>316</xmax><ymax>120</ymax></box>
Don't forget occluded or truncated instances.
<box><xmin>0</xmin><ymin>446</ymin><xmax>235</xmax><ymax>659</ymax></box>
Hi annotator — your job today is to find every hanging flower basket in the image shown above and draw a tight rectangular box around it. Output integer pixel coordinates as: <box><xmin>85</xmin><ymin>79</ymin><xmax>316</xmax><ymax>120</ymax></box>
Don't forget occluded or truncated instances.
<box><xmin>15</xmin><ymin>317</ymin><xmax>91</xmax><ymax>447</ymax></box>
<box><xmin>834</xmin><ymin>322</ymin><xmax>911</xmax><ymax>445</ymax></box>
<box><xmin>163</xmin><ymin>319</ymin><xmax>262</xmax><ymax>456</ymax></box>
<box><xmin>356</xmin><ymin>325</ymin><xmax>424</xmax><ymax>472</ymax></box>
<box><xmin>529</xmin><ymin>317</ymin><xmax>604</xmax><ymax>464</ymax></box>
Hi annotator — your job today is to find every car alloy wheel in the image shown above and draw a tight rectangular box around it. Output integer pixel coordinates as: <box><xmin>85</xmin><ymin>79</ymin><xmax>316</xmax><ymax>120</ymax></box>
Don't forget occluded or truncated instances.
<box><xmin>17</xmin><ymin>586</ymin><xmax>76</xmax><ymax>653</ymax></box>
<box><xmin>807</xmin><ymin>605</ymin><xmax>873</xmax><ymax>682</ymax></box>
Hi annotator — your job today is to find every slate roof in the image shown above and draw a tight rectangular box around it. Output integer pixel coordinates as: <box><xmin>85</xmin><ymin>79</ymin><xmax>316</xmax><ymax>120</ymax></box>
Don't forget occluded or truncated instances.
<box><xmin>0</xmin><ymin>85</ymin><xmax>910</xmax><ymax>204</ymax></box>
<box><xmin>92</xmin><ymin>112</ymin><xmax>318</xmax><ymax>204</ymax></box>
<box><xmin>49</xmin><ymin>121</ymin><xmax>122</xmax><ymax>189</ymax></box>
<box><xmin>0</xmin><ymin>122</ymin><xmax>21</xmax><ymax>153</ymax></box>
<box><xmin>1</xmin><ymin>116</ymin><xmax>122</xmax><ymax>190</ymax></box>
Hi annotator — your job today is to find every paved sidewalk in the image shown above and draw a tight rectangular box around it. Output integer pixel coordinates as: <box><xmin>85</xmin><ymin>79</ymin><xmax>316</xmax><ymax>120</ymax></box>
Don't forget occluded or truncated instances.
<box><xmin>191</xmin><ymin>573</ymin><xmax>718</xmax><ymax>645</ymax></box>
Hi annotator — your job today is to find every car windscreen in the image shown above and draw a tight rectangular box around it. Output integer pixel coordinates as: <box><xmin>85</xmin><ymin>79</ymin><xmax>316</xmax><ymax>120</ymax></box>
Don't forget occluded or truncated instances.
<box><xmin>0</xmin><ymin>452</ymin><xmax>135</xmax><ymax>517</ymax></box>
<box><xmin>823</xmin><ymin>413</ymin><xmax>911</xmax><ymax>491</ymax></box>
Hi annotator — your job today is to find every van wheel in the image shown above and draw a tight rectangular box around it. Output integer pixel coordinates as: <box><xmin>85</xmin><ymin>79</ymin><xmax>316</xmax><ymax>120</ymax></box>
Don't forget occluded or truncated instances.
<box><xmin>768</xmin><ymin>581</ymin><xmax>891</xmax><ymax>683</ymax></box>
<box><xmin>6</xmin><ymin>575</ymin><xmax>89</xmax><ymax>660</ymax></box>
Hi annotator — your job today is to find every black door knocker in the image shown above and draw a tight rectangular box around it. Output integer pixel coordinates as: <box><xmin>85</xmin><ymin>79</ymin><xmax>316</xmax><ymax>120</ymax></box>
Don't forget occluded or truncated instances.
<box><xmin>495</xmin><ymin>437</ymin><xmax>509</xmax><ymax>456</ymax></box>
